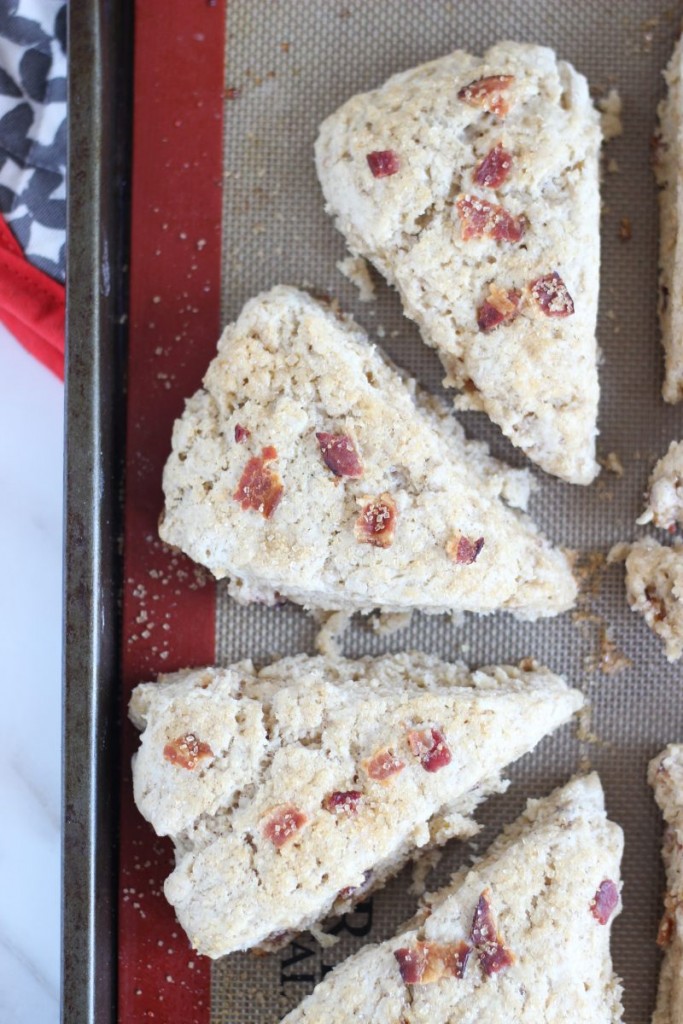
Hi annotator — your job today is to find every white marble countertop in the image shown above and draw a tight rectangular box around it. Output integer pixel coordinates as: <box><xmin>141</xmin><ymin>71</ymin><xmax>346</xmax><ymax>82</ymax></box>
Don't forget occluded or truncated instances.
<box><xmin>0</xmin><ymin>326</ymin><xmax>62</xmax><ymax>1024</ymax></box>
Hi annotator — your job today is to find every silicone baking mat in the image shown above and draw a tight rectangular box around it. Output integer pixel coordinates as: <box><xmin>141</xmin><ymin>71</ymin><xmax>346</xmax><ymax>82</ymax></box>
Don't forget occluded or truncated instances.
<box><xmin>121</xmin><ymin>2</ymin><xmax>683</xmax><ymax>1022</ymax></box>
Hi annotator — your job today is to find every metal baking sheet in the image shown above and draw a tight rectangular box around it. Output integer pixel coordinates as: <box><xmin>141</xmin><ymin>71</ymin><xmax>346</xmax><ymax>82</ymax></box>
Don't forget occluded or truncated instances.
<box><xmin>69</xmin><ymin>2</ymin><xmax>683</xmax><ymax>1022</ymax></box>
<box><xmin>63</xmin><ymin>0</ymin><xmax>132</xmax><ymax>1021</ymax></box>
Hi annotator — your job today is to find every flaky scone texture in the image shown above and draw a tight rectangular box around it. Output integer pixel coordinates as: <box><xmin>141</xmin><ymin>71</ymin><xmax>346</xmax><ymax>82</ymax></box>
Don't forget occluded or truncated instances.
<box><xmin>656</xmin><ymin>39</ymin><xmax>683</xmax><ymax>404</ymax></box>
<box><xmin>638</xmin><ymin>441</ymin><xmax>683</xmax><ymax>531</ymax></box>
<box><xmin>159</xmin><ymin>287</ymin><xmax>576</xmax><ymax>619</ymax></box>
<box><xmin>316</xmin><ymin>42</ymin><xmax>601</xmax><ymax>483</ymax></box>
<box><xmin>281</xmin><ymin>774</ymin><xmax>623</xmax><ymax>1024</ymax></box>
<box><xmin>619</xmin><ymin>538</ymin><xmax>683</xmax><ymax>662</ymax></box>
<box><xmin>130</xmin><ymin>652</ymin><xmax>583</xmax><ymax>958</ymax></box>
<box><xmin>650</xmin><ymin>746</ymin><xmax>683</xmax><ymax>1024</ymax></box>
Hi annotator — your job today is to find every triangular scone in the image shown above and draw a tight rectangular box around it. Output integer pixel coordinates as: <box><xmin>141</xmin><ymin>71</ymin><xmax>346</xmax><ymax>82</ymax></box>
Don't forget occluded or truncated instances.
<box><xmin>649</xmin><ymin>746</ymin><xmax>683</xmax><ymax>1024</ymax></box>
<box><xmin>129</xmin><ymin>653</ymin><xmax>584</xmax><ymax>957</ymax></box>
<box><xmin>315</xmin><ymin>43</ymin><xmax>601</xmax><ymax>484</ymax></box>
<box><xmin>638</xmin><ymin>441</ymin><xmax>683</xmax><ymax>531</ymax></box>
<box><xmin>159</xmin><ymin>287</ymin><xmax>577</xmax><ymax>619</ymax></box>
<box><xmin>281</xmin><ymin>774</ymin><xmax>623</xmax><ymax>1024</ymax></box>
<box><xmin>614</xmin><ymin>538</ymin><xmax>683</xmax><ymax>662</ymax></box>
<box><xmin>656</xmin><ymin>40</ymin><xmax>683</xmax><ymax>403</ymax></box>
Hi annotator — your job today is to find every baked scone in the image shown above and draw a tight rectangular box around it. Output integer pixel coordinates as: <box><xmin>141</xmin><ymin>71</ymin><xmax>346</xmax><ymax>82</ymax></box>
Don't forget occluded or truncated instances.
<box><xmin>281</xmin><ymin>774</ymin><xmax>623</xmax><ymax>1024</ymax></box>
<box><xmin>656</xmin><ymin>39</ymin><xmax>683</xmax><ymax>404</ymax></box>
<box><xmin>649</xmin><ymin>746</ymin><xmax>683</xmax><ymax>1024</ymax></box>
<box><xmin>159</xmin><ymin>286</ymin><xmax>577</xmax><ymax>618</ymax></box>
<box><xmin>613</xmin><ymin>538</ymin><xmax>683</xmax><ymax>662</ymax></box>
<box><xmin>129</xmin><ymin>653</ymin><xmax>584</xmax><ymax>958</ymax></box>
<box><xmin>315</xmin><ymin>43</ymin><xmax>602</xmax><ymax>484</ymax></box>
<box><xmin>638</xmin><ymin>441</ymin><xmax>683</xmax><ymax>531</ymax></box>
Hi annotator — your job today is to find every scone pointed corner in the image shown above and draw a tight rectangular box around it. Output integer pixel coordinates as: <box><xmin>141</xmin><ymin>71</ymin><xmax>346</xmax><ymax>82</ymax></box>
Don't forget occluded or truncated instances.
<box><xmin>281</xmin><ymin>772</ymin><xmax>624</xmax><ymax>1024</ymax></box>
<box><xmin>315</xmin><ymin>42</ymin><xmax>602</xmax><ymax>484</ymax></box>
<box><xmin>129</xmin><ymin>653</ymin><xmax>583</xmax><ymax>958</ymax></box>
<box><xmin>159</xmin><ymin>286</ymin><xmax>577</xmax><ymax>620</ymax></box>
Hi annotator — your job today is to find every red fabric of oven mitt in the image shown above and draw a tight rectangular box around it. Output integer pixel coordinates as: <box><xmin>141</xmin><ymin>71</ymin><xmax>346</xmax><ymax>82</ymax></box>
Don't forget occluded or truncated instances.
<box><xmin>0</xmin><ymin>213</ymin><xmax>65</xmax><ymax>380</ymax></box>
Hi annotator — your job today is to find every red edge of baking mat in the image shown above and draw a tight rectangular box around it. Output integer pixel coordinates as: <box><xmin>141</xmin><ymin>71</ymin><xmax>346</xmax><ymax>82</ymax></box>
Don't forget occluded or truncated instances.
<box><xmin>119</xmin><ymin>1</ymin><xmax>226</xmax><ymax>1020</ymax></box>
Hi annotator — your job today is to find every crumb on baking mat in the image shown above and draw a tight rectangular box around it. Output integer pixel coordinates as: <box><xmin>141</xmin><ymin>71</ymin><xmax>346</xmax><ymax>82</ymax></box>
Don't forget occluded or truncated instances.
<box><xmin>598</xmin><ymin>88</ymin><xmax>623</xmax><ymax>141</ymax></box>
<box><xmin>337</xmin><ymin>255</ymin><xmax>377</xmax><ymax>301</ymax></box>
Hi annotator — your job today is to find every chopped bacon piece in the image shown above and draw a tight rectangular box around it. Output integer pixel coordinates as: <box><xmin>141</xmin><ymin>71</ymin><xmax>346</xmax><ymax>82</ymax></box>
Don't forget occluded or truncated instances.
<box><xmin>458</xmin><ymin>75</ymin><xmax>515</xmax><ymax>117</ymax></box>
<box><xmin>471</xmin><ymin>889</ymin><xmax>514</xmax><ymax>976</ymax></box>
<box><xmin>335</xmin><ymin>870</ymin><xmax>373</xmax><ymax>907</ymax></box>
<box><xmin>476</xmin><ymin>285</ymin><xmax>521</xmax><ymax>333</ymax></box>
<box><xmin>233</xmin><ymin>446</ymin><xmax>283</xmax><ymax>518</ymax></box>
<box><xmin>443</xmin><ymin>941</ymin><xmax>472</xmax><ymax>979</ymax></box>
<box><xmin>163</xmin><ymin>733</ymin><xmax>213</xmax><ymax>770</ymax></box>
<box><xmin>394</xmin><ymin>941</ymin><xmax>471</xmax><ymax>985</ymax></box>
<box><xmin>470</xmin><ymin>889</ymin><xmax>497</xmax><ymax>945</ymax></box>
<box><xmin>367</xmin><ymin>150</ymin><xmax>400</xmax><ymax>177</ymax></box>
<box><xmin>447</xmin><ymin>534</ymin><xmax>485</xmax><ymax>564</ymax></box>
<box><xmin>336</xmin><ymin>885</ymin><xmax>358</xmax><ymax>904</ymax></box>
<box><xmin>657</xmin><ymin>912</ymin><xmax>675</xmax><ymax>948</ymax></box>
<box><xmin>457</xmin><ymin>195</ymin><xmax>525</xmax><ymax>243</ymax></box>
<box><xmin>234</xmin><ymin>423</ymin><xmax>250</xmax><ymax>443</ymax></box>
<box><xmin>323</xmin><ymin>790</ymin><xmax>362</xmax><ymax>815</ymax></box>
<box><xmin>529</xmin><ymin>272</ymin><xmax>575</xmax><ymax>317</ymax></box>
<box><xmin>478</xmin><ymin>941</ymin><xmax>515</xmax><ymax>976</ymax></box>
<box><xmin>645</xmin><ymin>585</ymin><xmax>667</xmax><ymax>622</ymax></box>
<box><xmin>363</xmin><ymin>748</ymin><xmax>405</xmax><ymax>781</ymax></box>
<box><xmin>474</xmin><ymin>144</ymin><xmax>513</xmax><ymax>188</ymax></box>
<box><xmin>590</xmin><ymin>879</ymin><xmax>619</xmax><ymax>924</ymax></box>
<box><xmin>394</xmin><ymin>946</ymin><xmax>428</xmax><ymax>984</ymax></box>
<box><xmin>407</xmin><ymin>727</ymin><xmax>452</xmax><ymax>773</ymax></box>
<box><xmin>316</xmin><ymin>432</ymin><xmax>363</xmax><ymax>478</ymax></box>
<box><xmin>262</xmin><ymin>805</ymin><xmax>307</xmax><ymax>848</ymax></box>
<box><xmin>355</xmin><ymin>493</ymin><xmax>397</xmax><ymax>548</ymax></box>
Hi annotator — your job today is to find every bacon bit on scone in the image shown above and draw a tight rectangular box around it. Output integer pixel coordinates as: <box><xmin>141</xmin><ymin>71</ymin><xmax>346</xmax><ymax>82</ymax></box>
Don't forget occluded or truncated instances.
<box><xmin>163</xmin><ymin>733</ymin><xmax>213</xmax><ymax>770</ymax></box>
<box><xmin>529</xmin><ymin>271</ymin><xmax>575</xmax><ymax>317</ymax></box>
<box><xmin>590</xmin><ymin>879</ymin><xmax>619</xmax><ymax>924</ymax></box>
<box><xmin>456</xmin><ymin>195</ymin><xmax>525</xmax><ymax>243</ymax></box>
<box><xmin>458</xmin><ymin>75</ymin><xmax>515</xmax><ymax>117</ymax></box>
<box><xmin>657</xmin><ymin>908</ymin><xmax>676</xmax><ymax>947</ymax></box>
<box><xmin>441</xmin><ymin>941</ymin><xmax>472</xmax><ymax>980</ymax></box>
<box><xmin>363</xmin><ymin>748</ymin><xmax>405</xmax><ymax>781</ymax></box>
<box><xmin>407</xmin><ymin>727</ymin><xmax>452</xmax><ymax>772</ymax></box>
<box><xmin>394</xmin><ymin>941</ymin><xmax>471</xmax><ymax>985</ymax></box>
<box><xmin>234</xmin><ymin>423</ymin><xmax>250</xmax><ymax>443</ymax></box>
<box><xmin>476</xmin><ymin>285</ymin><xmax>521</xmax><ymax>333</ymax></box>
<box><xmin>355</xmin><ymin>493</ymin><xmax>397</xmax><ymax>547</ymax></box>
<box><xmin>471</xmin><ymin>889</ymin><xmax>514</xmax><ymax>976</ymax></box>
<box><xmin>335</xmin><ymin>870</ymin><xmax>373</xmax><ymax>908</ymax></box>
<box><xmin>262</xmin><ymin>805</ymin><xmax>308</xmax><ymax>848</ymax></box>
<box><xmin>323</xmin><ymin>790</ymin><xmax>362</xmax><ymax>815</ymax></box>
<box><xmin>474</xmin><ymin>144</ymin><xmax>513</xmax><ymax>188</ymax></box>
<box><xmin>336</xmin><ymin>885</ymin><xmax>358</xmax><ymax>904</ymax></box>
<box><xmin>447</xmin><ymin>533</ymin><xmax>485</xmax><ymax>564</ymax></box>
<box><xmin>657</xmin><ymin>889</ymin><xmax>680</xmax><ymax>946</ymax></box>
<box><xmin>233</xmin><ymin>446</ymin><xmax>283</xmax><ymax>518</ymax></box>
<box><xmin>366</xmin><ymin>150</ymin><xmax>400</xmax><ymax>177</ymax></box>
<box><xmin>645</xmin><ymin>585</ymin><xmax>667</xmax><ymax>622</ymax></box>
<box><xmin>316</xmin><ymin>432</ymin><xmax>363</xmax><ymax>478</ymax></box>
<box><xmin>394</xmin><ymin>946</ymin><xmax>428</xmax><ymax>984</ymax></box>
